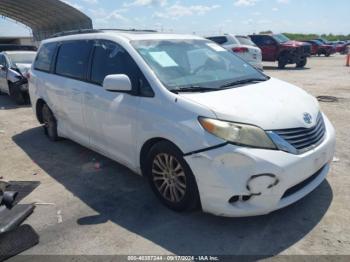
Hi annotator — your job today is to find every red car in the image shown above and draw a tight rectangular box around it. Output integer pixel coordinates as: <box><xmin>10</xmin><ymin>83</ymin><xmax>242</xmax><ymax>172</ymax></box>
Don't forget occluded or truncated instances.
<box><xmin>304</xmin><ymin>40</ymin><xmax>335</xmax><ymax>57</ymax></box>
<box><xmin>250</xmin><ymin>34</ymin><xmax>311</xmax><ymax>68</ymax></box>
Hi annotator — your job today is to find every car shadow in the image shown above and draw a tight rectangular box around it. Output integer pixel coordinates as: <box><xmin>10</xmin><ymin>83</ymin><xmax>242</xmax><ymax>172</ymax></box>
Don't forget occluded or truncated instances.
<box><xmin>0</xmin><ymin>94</ymin><xmax>30</xmax><ymax>110</ymax></box>
<box><xmin>12</xmin><ymin>127</ymin><xmax>333</xmax><ymax>257</ymax></box>
<box><xmin>263</xmin><ymin>66</ymin><xmax>311</xmax><ymax>71</ymax></box>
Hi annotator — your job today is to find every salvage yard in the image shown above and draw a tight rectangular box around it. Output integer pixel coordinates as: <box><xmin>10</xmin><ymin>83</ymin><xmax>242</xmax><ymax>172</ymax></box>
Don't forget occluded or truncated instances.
<box><xmin>0</xmin><ymin>54</ymin><xmax>349</xmax><ymax>257</ymax></box>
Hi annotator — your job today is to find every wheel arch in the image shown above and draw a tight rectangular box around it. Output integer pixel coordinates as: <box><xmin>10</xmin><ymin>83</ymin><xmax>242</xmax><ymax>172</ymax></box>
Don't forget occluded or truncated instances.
<box><xmin>139</xmin><ymin>137</ymin><xmax>184</xmax><ymax>176</ymax></box>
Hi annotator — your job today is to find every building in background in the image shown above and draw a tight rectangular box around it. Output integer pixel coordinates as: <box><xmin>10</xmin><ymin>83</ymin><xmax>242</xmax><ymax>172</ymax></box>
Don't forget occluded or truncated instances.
<box><xmin>0</xmin><ymin>0</ymin><xmax>92</xmax><ymax>42</ymax></box>
<box><xmin>0</xmin><ymin>36</ymin><xmax>36</xmax><ymax>46</ymax></box>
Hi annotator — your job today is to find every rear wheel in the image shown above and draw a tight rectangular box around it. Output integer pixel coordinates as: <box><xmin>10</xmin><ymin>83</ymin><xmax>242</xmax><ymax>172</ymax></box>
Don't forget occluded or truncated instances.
<box><xmin>41</xmin><ymin>104</ymin><xmax>59</xmax><ymax>141</ymax></box>
<box><xmin>9</xmin><ymin>83</ymin><xmax>25</xmax><ymax>105</ymax></box>
<box><xmin>145</xmin><ymin>141</ymin><xmax>199</xmax><ymax>212</ymax></box>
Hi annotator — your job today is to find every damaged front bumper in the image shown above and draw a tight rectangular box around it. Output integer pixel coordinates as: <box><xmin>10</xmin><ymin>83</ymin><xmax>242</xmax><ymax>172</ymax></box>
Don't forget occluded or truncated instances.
<box><xmin>185</xmin><ymin>115</ymin><xmax>336</xmax><ymax>217</ymax></box>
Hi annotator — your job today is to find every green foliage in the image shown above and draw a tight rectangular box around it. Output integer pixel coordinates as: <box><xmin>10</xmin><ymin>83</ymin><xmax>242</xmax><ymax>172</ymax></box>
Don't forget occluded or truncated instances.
<box><xmin>283</xmin><ymin>33</ymin><xmax>350</xmax><ymax>41</ymax></box>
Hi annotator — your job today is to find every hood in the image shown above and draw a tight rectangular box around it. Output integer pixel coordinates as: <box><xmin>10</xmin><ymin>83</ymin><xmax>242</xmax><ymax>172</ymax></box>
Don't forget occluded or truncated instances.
<box><xmin>179</xmin><ymin>78</ymin><xmax>320</xmax><ymax>130</ymax></box>
<box><xmin>15</xmin><ymin>63</ymin><xmax>31</xmax><ymax>75</ymax></box>
<box><xmin>281</xmin><ymin>40</ymin><xmax>310</xmax><ymax>48</ymax></box>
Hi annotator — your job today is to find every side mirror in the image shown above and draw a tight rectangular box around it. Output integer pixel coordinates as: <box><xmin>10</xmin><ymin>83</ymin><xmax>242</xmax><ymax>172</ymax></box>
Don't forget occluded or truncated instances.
<box><xmin>0</xmin><ymin>65</ymin><xmax>7</xmax><ymax>71</ymax></box>
<box><xmin>103</xmin><ymin>74</ymin><xmax>132</xmax><ymax>93</ymax></box>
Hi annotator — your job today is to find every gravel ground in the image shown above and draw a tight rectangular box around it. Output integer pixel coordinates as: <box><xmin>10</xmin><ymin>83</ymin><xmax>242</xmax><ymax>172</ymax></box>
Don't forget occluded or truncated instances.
<box><xmin>0</xmin><ymin>54</ymin><xmax>349</xmax><ymax>258</ymax></box>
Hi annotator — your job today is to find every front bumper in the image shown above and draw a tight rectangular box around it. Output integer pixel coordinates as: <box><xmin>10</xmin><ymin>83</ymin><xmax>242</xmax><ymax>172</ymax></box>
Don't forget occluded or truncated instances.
<box><xmin>185</xmin><ymin>115</ymin><xmax>336</xmax><ymax>217</ymax></box>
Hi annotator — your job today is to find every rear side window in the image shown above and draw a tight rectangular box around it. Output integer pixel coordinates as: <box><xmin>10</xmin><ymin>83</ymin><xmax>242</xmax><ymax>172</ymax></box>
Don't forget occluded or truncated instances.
<box><xmin>207</xmin><ymin>36</ymin><xmax>228</xmax><ymax>45</ymax></box>
<box><xmin>34</xmin><ymin>42</ymin><xmax>57</xmax><ymax>72</ymax></box>
<box><xmin>251</xmin><ymin>36</ymin><xmax>275</xmax><ymax>46</ymax></box>
<box><xmin>90</xmin><ymin>40</ymin><xmax>153</xmax><ymax>96</ymax></box>
<box><xmin>56</xmin><ymin>40</ymin><xmax>92</xmax><ymax>80</ymax></box>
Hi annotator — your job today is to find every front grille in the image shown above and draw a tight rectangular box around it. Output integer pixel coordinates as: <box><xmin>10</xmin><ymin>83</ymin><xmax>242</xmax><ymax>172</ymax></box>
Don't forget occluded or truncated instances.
<box><xmin>273</xmin><ymin>114</ymin><xmax>326</xmax><ymax>153</ymax></box>
<box><xmin>282</xmin><ymin>165</ymin><xmax>326</xmax><ymax>199</ymax></box>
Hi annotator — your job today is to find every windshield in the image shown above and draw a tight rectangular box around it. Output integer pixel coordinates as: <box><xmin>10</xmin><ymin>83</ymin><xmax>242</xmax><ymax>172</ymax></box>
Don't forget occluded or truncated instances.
<box><xmin>313</xmin><ymin>40</ymin><xmax>324</xmax><ymax>45</ymax></box>
<box><xmin>272</xmin><ymin>34</ymin><xmax>290</xmax><ymax>43</ymax></box>
<box><xmin>236</xmin><ymin>36</ymin><xmax>256</xmax><ymax>46</ymax></box>
<box><xmin>7</xmin><ymin>52</ymin><xmax>36</xmax><ymax>65</ymax></box>
<box><xmin>131</xmin><ymin>39</ymin><xmax>266</xmax><ymax>91</ymax></box>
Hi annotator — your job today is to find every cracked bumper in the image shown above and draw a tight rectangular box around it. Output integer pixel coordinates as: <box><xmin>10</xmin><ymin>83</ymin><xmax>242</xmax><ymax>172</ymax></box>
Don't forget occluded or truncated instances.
<box><xmin>185</xmin><ymin>115</ymin><xmax>336</xmax><ymax>217</ymax></box>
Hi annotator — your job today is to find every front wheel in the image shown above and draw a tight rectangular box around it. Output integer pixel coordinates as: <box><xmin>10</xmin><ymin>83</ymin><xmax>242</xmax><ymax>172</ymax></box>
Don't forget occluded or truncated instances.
<box><xmin>296</xmin><ymin>57</ymin><xmax>307</xmax><ymax>68</ymax></box>
<box><xmin>146</xmin><ymin>141</ymin><xmax>200</xmax><ymax>212</ymax></box>
<box><xmin>41</xmin><ymin>104</ymin><xmax>59</xmax><ymax>141</ymax></box>
<box><xmin>278</xmin><ymin>56</ymin><xmax>288</xmax><ymax>69</ymax></box>
<box><xmin>9</xmin><ymin>83</ymin><xmax>25</xmax><ymax>105</ymax></box>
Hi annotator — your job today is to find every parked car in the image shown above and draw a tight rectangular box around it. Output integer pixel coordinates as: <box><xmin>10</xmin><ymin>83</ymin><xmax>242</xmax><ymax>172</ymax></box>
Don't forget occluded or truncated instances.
<box><xmin>249</xmin><ymin>34</ymin><xmax>311</xmax><ymax>69</ymax></box>
<box><xmin>0</xmin><ymin>51</ymin><xmax>36</xmax><ymax>104</ymax></box>
<box><xmin>0</xmin><ymin>44</ymin><xmax>37</xmax><ymax>52</ymax></box>
<box><xmin>304</xmin><ymin>40</ymin><xmax>335</xmax><ymax>56</ymax></box>
<box><xmin>206</xmin><ymin>34</ymin><xmax>263</xmax><ymax>70</ymax></box>
<box><xmin>341</xmin><ymin>43</ymin><xmax>350</xmax><ymax>54</ymax></box>
<box><xmin>29</xmin><ymin>30</ymin><xmax>336</xmax><ymax>217</ymax></box>
<box><xmin>334</xmin><ymin>42</ymin><xmax>348</xmax><ymax>53</ymax></box>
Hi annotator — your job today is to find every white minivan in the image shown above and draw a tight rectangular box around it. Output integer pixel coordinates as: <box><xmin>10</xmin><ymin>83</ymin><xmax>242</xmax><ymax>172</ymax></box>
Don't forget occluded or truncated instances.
<box><xmin>29</xmin><ymin>30</ymin><xmax>336</xmax><ymax>217</ymax></box>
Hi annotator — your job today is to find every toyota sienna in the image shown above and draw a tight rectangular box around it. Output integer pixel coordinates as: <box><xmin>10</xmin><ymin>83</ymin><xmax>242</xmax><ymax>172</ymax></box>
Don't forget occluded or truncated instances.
<box><xmin>29</xmin><ymin>30</ymin><xmax>336</xmax><ymax>217</ymax></box>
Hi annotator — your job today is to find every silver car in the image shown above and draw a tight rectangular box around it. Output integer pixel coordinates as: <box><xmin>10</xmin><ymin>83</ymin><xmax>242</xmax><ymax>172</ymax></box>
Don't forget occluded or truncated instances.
<box><xmin>0</xmin><ymin>51</ymin><xmax>36</xmax><ymax>104</ymax></box>
<box><xmin>206</xmin><ymin>34</ymin><xmax>263</xmax><ymax>70</ymax></box>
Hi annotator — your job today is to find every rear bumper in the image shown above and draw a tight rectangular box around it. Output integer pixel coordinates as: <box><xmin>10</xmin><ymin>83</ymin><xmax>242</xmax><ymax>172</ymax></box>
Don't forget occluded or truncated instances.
<box><xmin>185</xmin><ymin>114</ymin><xmax>336</xmax><ymax>217</ymax></box>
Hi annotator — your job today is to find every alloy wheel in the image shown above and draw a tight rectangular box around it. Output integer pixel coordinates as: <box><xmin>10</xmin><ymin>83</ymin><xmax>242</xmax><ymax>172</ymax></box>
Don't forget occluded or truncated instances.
<box><xmin>152</xmin><ymin>153</ymin><xmax>187</xmax><ymax>203</ymax></box>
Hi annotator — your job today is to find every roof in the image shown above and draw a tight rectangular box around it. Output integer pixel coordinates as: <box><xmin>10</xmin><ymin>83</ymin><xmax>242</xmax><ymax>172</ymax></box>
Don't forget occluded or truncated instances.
<box><xmin>0</xmin><ymin>0</ymin><xmax>92</xmax><ymax>41</ymax></box>
<box><xmin>42</xmin><ymin>30</ymin><xmax>204</xmax><ymax>43</ymax></box>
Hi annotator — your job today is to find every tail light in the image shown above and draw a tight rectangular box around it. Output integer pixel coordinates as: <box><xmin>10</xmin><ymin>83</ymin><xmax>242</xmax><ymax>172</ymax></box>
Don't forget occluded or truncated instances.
<box><xmin>232</xmin><ymin>47</ymin><xmax>249</xmax><ymax>53</ymax></box>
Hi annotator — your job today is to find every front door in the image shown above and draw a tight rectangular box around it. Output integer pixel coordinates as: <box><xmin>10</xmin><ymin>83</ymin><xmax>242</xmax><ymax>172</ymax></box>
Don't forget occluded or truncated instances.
<box><xmin>82</xmin><ymin>40</ymin><xmax>146</xmax><ymax>168</ymax></box>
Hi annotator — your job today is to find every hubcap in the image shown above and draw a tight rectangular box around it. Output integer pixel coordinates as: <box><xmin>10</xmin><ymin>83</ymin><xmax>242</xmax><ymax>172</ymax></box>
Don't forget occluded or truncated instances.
<box><xmin>152</xmin><ymin>153</ymin><xmax>186</xmax><ymax>203</ymax></box>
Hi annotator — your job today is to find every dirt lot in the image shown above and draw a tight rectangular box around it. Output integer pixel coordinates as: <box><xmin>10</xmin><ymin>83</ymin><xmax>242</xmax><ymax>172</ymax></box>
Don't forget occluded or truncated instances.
<box><xmin>0</xmin><ymin>54</ymin><xmax>349</xmax><ymax>257</ymax></box>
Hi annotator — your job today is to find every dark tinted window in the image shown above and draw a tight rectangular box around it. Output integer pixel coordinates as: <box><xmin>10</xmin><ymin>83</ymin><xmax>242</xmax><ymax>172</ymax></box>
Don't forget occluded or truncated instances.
<box><xmin>91</xmin><ymin>40</ymin><xmax>152</xmax><ymax>96</ymax></box>
<box><xmin>206</xmin><ymin>36</ymin><xmax>228</xmax><ymax>45</ymax></box>
<box><xmin>34</xmin><ymin>43</ymin><xmax>57</xmax><ymax>72</ymax></box>
<box><xmin>250</xmin><ymin>36</ymin><xmax>275</xmax><ymax>46</ymax></box>
<box><xmin>56</xmin><ymin>40</ymin><xmax>91</xmax><ymax>80</ymax></box>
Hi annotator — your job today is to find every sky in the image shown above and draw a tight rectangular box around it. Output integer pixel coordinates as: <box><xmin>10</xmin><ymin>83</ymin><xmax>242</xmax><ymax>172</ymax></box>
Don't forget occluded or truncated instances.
<box><xmin>0</xmin><ymin>0</ymin><xmax>349</xmax><ymax>37</ymax></box>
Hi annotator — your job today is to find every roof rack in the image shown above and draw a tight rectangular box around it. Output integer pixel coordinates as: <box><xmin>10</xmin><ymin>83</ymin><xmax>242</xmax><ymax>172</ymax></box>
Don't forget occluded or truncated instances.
<box><xmin>50</xmin><ymin>28</ymin><xmax>158</xmax><ymax>38</ymax></box>
<box><xmin>98</xmin><ymin>28</ymin><xmax>158</xmax><ymax>33</ymax></box>
<box><xmin>50</xmin><ymin>29</ymin><xmax>102</xmax><ymax>38</ymax></box>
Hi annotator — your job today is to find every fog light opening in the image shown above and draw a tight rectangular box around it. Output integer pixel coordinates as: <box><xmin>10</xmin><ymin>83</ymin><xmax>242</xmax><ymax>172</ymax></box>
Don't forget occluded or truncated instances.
<box><xmin>229</xmin><ymin>195</ymin><xmax>240</xmax><ymax>204</ymax></box>
<box><xmin>242</xmin><ymin>195</ymin><xmax>252</xmax><ymax>201</ymax></box>
<box><xmin>229</xmin><ymin>195</ymin><xmax>252</xmax><ymax>204</ymax></box>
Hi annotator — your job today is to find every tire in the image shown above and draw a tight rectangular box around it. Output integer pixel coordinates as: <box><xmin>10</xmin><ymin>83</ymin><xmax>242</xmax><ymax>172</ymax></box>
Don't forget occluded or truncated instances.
<box><xmin>325</xmin><ymin>52</ymin><xmax>331</xmax><ymax>57</ymax></box>
<box><xmin>9</xmin><ymin>83</ymin><xmax>25</xmax><ymax>105</ymax></box>
<box><xmin>145</xmin><ymin>141</ymin><xmax>200</xmax><ymax>212</ymax></box>
<box><xmin>296</xmin><ymin>57</ymin><xmax>307</xmax><ymax>68</ymax></box>
<box><xmin>41</xmin><ymin>104</ymin><xmax>59</xmax><ymax>141</ymax></box>
<box><xmin>278</xmin><ymin>55</ymin><xmax>288</xmax><ymax>69</ymax></box>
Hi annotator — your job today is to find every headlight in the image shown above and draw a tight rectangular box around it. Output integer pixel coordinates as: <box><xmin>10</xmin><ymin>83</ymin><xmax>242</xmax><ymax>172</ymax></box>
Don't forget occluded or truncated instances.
<box><xmin>199</xmin><ymin>117</ymin><xmax>276</xmax><ymax>150</ymax></box>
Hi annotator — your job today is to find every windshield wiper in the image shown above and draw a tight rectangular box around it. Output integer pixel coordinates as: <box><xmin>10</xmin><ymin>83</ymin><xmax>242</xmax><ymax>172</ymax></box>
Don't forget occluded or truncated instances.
<box><xmin>220</xmin><ymin>78</ymin><xmax>269</xmax><ymax>89</ymax></box>
<box><xmin>171</xmin><ymin>86</ymin><xmax>219</xmax><ymax>93</ymax></box>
